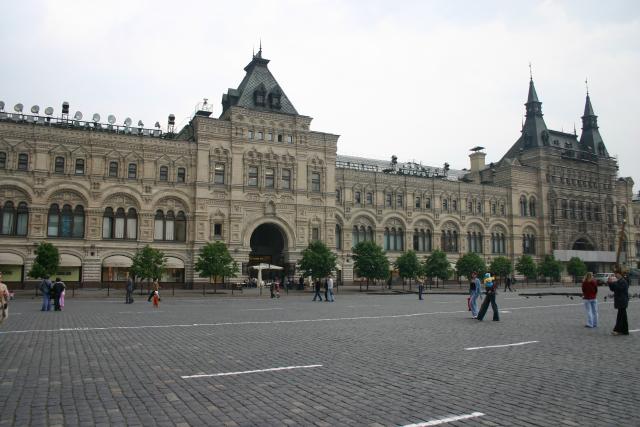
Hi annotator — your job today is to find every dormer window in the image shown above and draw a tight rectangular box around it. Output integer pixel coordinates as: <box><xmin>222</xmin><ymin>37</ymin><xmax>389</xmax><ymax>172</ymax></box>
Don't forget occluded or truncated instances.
<box><xmin>269</xmin><ymin>86</ymin><xmax>283</xmax><ymax>109</ymax></box>
<box><xmin>253</xmin><ymin>84</ymin><xmax>267</xmax><ymax>107</ymax></box>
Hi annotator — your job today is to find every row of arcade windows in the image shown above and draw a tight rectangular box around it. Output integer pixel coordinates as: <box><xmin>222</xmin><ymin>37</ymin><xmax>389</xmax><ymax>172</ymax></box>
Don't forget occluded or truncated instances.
<box><xmin>0</xmin><ymin>153</ymin><xmax>29</xmax><ymax>170</ymax></box>
<box><xmin>54</xmin><ymin>157</ymin><xmax>85</xmax><ymax>175</ymax></box>
<box><xmin>154</xmin><ymin>210</ymin><xmax>187</xmax><ymax>241</ymax></box>
<box><xmin>102</xmin><ymin>208</ymin><xmax>138</xmax><ymax>240</ymax></box>
<box><xmin>0</xmin><ymin>201</ymin><xmax>28</xmax><ymax>236</ymax></box>
<box><xmin>47</xmin><ymin>204</ymin><xmax>85</xmax><ymax>238</ymax></box>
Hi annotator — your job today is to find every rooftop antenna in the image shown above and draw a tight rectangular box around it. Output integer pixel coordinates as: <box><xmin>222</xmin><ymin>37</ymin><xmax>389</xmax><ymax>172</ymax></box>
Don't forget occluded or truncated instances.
<box><xmin>573</xmin><ymin>122</ymin><xmax>577</xmax><ymax>136</ymax></box>
<box><xmin>529</xmin><ymin>62</ymin><xmax>533</xmax><ymax>80</ymax></box>
<box><xmin>585</xmin><ymin>78</ymin><xmax>589</xmax><ymax>96</ymax></box>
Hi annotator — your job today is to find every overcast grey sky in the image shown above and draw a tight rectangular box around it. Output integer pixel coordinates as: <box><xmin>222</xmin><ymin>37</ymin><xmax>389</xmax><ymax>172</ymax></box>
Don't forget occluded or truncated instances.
<box><xmin>2</xmin><ymin>0</ymin><xmax>639</xmax><ymax>190</ymax></box>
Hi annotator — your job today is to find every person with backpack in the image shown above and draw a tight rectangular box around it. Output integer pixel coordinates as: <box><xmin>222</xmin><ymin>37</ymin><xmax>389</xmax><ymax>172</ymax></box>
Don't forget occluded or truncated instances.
<box><xmin>477</xmin><ymin>273</ymin><xmax>499</xmax><ymax>321</ymax></box>
<box><xmin>52</xmin><ymin>277</ymin><xmax>66</xmax><ymax>311</ymax></box>
<box><xmin>40</xmin><ymin>276</ymin><xmax>53</xmax><ymax>312</ymax></box>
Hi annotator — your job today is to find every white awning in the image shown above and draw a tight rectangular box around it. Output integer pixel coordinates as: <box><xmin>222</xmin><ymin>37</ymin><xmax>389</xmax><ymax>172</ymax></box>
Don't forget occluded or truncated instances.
<box><xmin>554</xmin><ymin>250</ymin><xmax>616</xmax><ymax>263</ymax></box>
<box><xmin>165</xmin><ymin>256</ymin><xmax>185</xmax><ymax>269</ymax></box>
<box><xmin>0</xmin><ymin>252</ymin><xmax>24</xmax><ymax>265</ymax></box>
<box><xmin>60</xmin><ymin>254</ymin><xmax>82</xmax><ymax>267</ymax></box>
<box><xmin>102</xmin><ymin>255</ymin><xmax>133</xmax><ymax>268</ymax></box>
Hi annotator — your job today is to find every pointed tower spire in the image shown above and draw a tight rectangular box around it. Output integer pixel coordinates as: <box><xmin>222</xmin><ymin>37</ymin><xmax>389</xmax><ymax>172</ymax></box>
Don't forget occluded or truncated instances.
<box><xmin>520</xmin><ymin>73</ymin><xmax>548</xmax><ymax>149</ymax></box>
<box><xmin>579</xmin><ymin>87</ymin><xmax>607</xmax><ymax>156</ymax></box>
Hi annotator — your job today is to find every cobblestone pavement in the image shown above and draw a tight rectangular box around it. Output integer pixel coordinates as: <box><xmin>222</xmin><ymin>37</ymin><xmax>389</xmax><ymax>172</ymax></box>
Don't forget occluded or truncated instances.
<box><xmin>0</xmin><ymin>290</ymin><xmax>638</xmax><ymax>426</ymax></box>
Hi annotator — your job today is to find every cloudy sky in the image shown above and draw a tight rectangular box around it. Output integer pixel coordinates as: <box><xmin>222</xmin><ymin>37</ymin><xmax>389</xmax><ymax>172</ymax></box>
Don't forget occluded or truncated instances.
<box><xmin>2</xmin><ymin>0</ymin><xmax>639</xmax><ymax>190</ymax></box>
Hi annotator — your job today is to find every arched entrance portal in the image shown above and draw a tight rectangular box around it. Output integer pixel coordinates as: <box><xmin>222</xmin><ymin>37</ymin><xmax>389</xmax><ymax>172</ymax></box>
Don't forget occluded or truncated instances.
<box><xmin>572</xmin><ymin>238</ymin><xmax>594</xmax><ymax>251</ymax></box>
<box><xmin>249</xmin><ymin>223</ymin><xmax>287</xmax><ymax>280</ymax></box>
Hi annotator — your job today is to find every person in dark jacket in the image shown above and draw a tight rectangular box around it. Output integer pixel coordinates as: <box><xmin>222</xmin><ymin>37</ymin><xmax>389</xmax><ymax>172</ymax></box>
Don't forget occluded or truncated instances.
<box><xmin>40</xmin><ymin>276</ymin><xmax>52</xmax><ymax>311</ymax></box>
<box><xmin>51</xmin><ymin>278</ymin><xmax>65</xmax><ymax>311</ymax></box>
<box><xmin>313</xmin><ymin>279</ymin><xmax>323</xmax><ymax>302</ymax></box>
<box><xmin>608</xmin><ymin>271</ymin><xmax>629</xmax><ymax>335</ymax></box>
<box><xmin>125</xmin><ymin>274</ymin><xmax>135</xmax><ymax>304</ymax></box>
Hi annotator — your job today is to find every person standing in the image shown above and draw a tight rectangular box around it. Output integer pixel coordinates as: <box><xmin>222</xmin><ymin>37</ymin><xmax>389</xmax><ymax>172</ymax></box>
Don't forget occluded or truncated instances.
<box><xmin>418</xmin><ymin>280</ymin><xmax>424</xmax><ymax>301</ymax></box>
<box><xmin>608</xmin><ymin>270</ymin><xmax>629</xmax><ymax>335</ymax></box>
<box><xmin>504</xmin><ymin>276</ymin><xmax>513</xmax><ymax>292</ymax></box>
<box><xmin>327</xmin><ymin>276</ymin><xmax>335</xmax><ymax>302</ymax></box>
<box><xmin>581</xmin><ymin>272</ymin><xmax>598</xmax><ymax>328</ymax></box>
<box><xmin>125</xmin><ymin>274</ymin><xmax>135</xmax><ymax>304</ymax></box>
<box><xmin>469</xmin><ymin>272</ymin><xmax>482</xmax><ymax>318</ymax></box>
<box><xmin>40</xmin><ymin>276</ymin><xmax>52</xmax><ymax>312</ymax></box>
<box><xmin>323</xmin><ymin>278</ymin><xmax>329</xmax><ymax>302</ymax></box>
<box><xmin>477</xmin><ymin>273</ymin><xmax>499</xmax><ymax>321</ymax></box>
<box><xmin>52</xmin><ymin>277</ymin><xmax>65</xmax><ymax>311</ymax></box>
<box><xmin>0</xmin><ymin>272</ymin><xmax>9</xmax><ymax>324</ymax></box>
<box><xmin>313</xmin><ymin>279</ymin><xmax>323</xmax><ymax>302</ymax></box>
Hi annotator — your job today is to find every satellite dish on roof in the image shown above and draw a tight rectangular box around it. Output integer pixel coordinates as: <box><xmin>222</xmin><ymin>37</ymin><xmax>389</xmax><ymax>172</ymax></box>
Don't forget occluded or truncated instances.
<box><xmin>137</xmin><ymin>120</ymin><xmax>144</xmax><ymax>127</ymax></box>
<box><xmin>74</xmin><ymin>111</ymin><xmax>83</xmax><ymax>121</ymax></box>
<box><xmin>107</xmin><ymin>114</ymin><xmax>116</xmax><ymax>124</ymax></box>
<box><xmin>31</xmin><ymin>105</ymin><xmax>40</xmax><ymax>114</ymax></box>
<box><xmin>154</xmin><ymin>121</ymin><xmax>160</xmax><ymax>128</ymax></box>
<box><xmin>124</xmin><ymin>117</ymin><xmax>132</xmax><ymax>126</ymax></box>
<box><xmin>92</xmin><ymin>113</ymin><xmax>100</xmax><ymax>123</ymax></box>
<box><xmin>14</xmin><ymin>103</ymin><xmax>23</xmax><ymax>113</ymax></box>
<box><xmin>45</xmin><ymin>107</ymin><xmax>54</xmax><ymax>116</ymax></box>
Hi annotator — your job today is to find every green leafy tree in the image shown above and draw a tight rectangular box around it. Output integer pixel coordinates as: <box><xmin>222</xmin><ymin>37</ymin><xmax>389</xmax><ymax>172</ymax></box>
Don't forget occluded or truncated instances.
<box><xmin>566</xmin><ymin>257</ymin><xmax>587</xmax><ymax>284</ymax></box>
<box><xmin>28</xmin><ymin>242</ymin><xmax>60</xmax><ymax>279</ymax></box>
<box><xmin>194</xmin><ymin>241</ymin><xmax>239</xmax><ymax>293</ymax></box>
<box><xmin>516</xmin><ymin>255</ymin><xmax>537</xmax><ymax>283</ymax></box>
<box><xmin>424</xmin><ymin>249</ymin><xmax>450</xmax><ymax>286</ymax></box>
<box><xmin>538</xmin><ymin>254</ymin><xmax>562</xmax><ymax>285</ymax></box>
<box><xmin>490</xmin><ymin>256</ymin><xmax>512</xmax><ymax>283</ymax></box>
<box><xmin>455</xmin><ymin>253</ymin><xmax>486</xmax><ymax>281</ymax></box>
<box><xmin>352</xmin><ymin>240</ymin><xmax>389</xmax><ymax>290</ymax></box>
<box><xmin>394</xmin><ymin>250</ymin><xmax>421</xmax><ymax>290</ymax></box>
<box><xmin>130</xmin><ymin>245</ymin><xmax>166</xmax><ymax>292</ymax></box>
<box><xmin>299</xmin><ymin>240</ymin><xmax>337</xmax><ymax>281</ymax></box>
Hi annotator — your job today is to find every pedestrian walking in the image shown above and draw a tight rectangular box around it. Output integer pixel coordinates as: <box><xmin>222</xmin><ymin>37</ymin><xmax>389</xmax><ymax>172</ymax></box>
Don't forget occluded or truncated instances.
<box><xmin>0</xmin><ymin>272</ymin><xmax>9</xmax><ymax>325</ymax></box>
<box><xmin>40</xmin><ymin>276</ymin><xmax>52</xmax><ymax>311</ymax></box>
<box><xmin>323</xmin><ymin>278</ymin><xmax>329</xmax><ymax>302</ymax></box>
<box><xmin>52</xmin><ymin>278</ymin><xmax>66</xmax><ymax>311</ymax></box>
<box><xmin>469</xmin><ymin>272</ymin><xmax>482</xmax><ymax>318</ymax></box>
<box><xmin>581</xmin><ymin>272</ymin><xmax>598</xmax><ymax>328</ymax></box>
<box><xmin>327</xmin><ymin>276</ymin><xmax>335</xmax><ymax>302</ymax></box>
<box><xmin>477</xmin><ymin>273</ymin><xmax>499</xmax><ymax>321</ymax></box>
<box><xmin>608</xmin><ymin>270</ymin><xmax>629</xmax><ymax>335</ymax></box>
<box><xmin>313</xmin><ymin>279</ymin><xmax>323</xmax><ymax>301</ymax></box>
<box><xmin>274</xmin><ymin>278</ymin><xmax>281</xmax><ymax>298</ymax></box>
<box><xmin>418</xmin><ymin>280</ymin><xmax>424</xmax><ymax>301</ymax></box>
<box><xmin>152</xmin><ymin>289</ymin><xmax>160</xmax><ymax>308</ymax></box>
<box><xmin>59</xmin><ymin>285</ymin><xmax>65</xmax><ymax>311</ymax></box>
<box><xmin>148</xmin><ymin>280</ymin><xmax>160</xmax><ymax>302</ymax></box>
<box><xmin>504</xmin><ymin>276</ymin><xmax>514</xmax><ymax>292</ymax></box>
<box><xmin>125</xmin><ymin>273</ymin><xmax>135</xmax><ymax>304</ymax></box>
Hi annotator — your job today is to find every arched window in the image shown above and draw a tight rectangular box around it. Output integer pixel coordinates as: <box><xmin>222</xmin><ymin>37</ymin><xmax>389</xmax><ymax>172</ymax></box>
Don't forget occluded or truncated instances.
<box><xmin>47</xmin><ymin>204</ymin><xmax>60</xmax><ymax>237</ymax></box>
<box><xmin>523</xmin><ymin>233</ymin><xmax>536</xmax><ymax>254</ymax></box>
<box><xmin>115</xmin><ymin>208</ymin><xmax>126</xmax><ymax>238</ymax></box>
<box><xmin>358</xmin><ymin>226</ymin><xmax>366</xmax><ymax>243</ymax></box>
<box><xmin>73</xmin><ymin>205</ymin><xmax>84</xmax><ymax>238</ymax></box>
<box><xmin>413</xmin><ymin>229</ymin><xmax>432</xmax><ymax>252</ymax></box>
<box><xmin>177</xmin><ymin>167</ymin><xmax>186</xmax><ymax>183</ymax></box>
<box><xmin>491</xmin><ymin>229</ymin><xmax>506</xmax><ymax>254</ymax></box>
<box><xmin>367</xmin><ymin>226</ymin><xmax>374</xmax><ymax>242</ymax></box>
<box><xmin>467</xmin><ymin>230</ymin><xmax>483</xmax><ymax>253</ymax></box>
<box><xmin>335</xmin><ymin>224</ymin><xmax>342</xmax><ymax>250</ymax></box>
<box><xmin>159</xmin><ymin>166</ymin><xmax>168</xmax><ymax>181</ymax></box>
<box><xmin>55</xmin><ymin>156</ymin><xmax>65</xmax><ymax>174</ymax></box>
<box><xmin>16</xmin><ymin>202</ymin><xmax>28</xmax><ymax>236</ymax></box>
<box><xmin>60</xmin><ymin>204</ymin><xmax>73</xmax><ymax>237</ymax></box>
<box><xmin>529</xmin><ymin>198</ymin><xmax>536</xmax><ymax>217</ymax></box>
<box><xmin>126</xmin><ymin>208</ymin><xmax>137</xmax><ymax>239</ymax></box>
<box><xmin>175</xmin><ymin>211</ymin><xmax>186</xmax><ymax>241</ymax></box>
<box><xmin>442</xmin><ymin>199</ymin><xmax>448</xmax><ymax>211</ymax></box>
<box><xmin>352</xmin><ymin>226</ymin><xmax>359</xmax><ymax>248</ymax></box>
<box><xmin>154</xmin><ymin>210</ymin><xmax>164</xmax><ymax>240</ymax></box>
<box><xmin>0</xmin><ymin>202</ymin><xmax>16</xmax><ymax>235</ymax></box>
<box><xmin>165</xmin><ymin>211</ymin><xmax>175</xmax><ymax>241</ymax></box>
<box><xmin>520</xmin><ymin>196</ymin><xmax>528</xmax><ymax>217</ymax></box>
<box><xmin>102</xmin><ymin>207</ymin><xmax>114</xmax><ymax>239</ymax></box>
<box><xmin>395</xmin><ymin>228</ymin><xmax>404</xmax><ymax>251</ymax></box>
<box><xmin>384</xmin><ymin>227</ymin><xmax>390</xmax><ymax>250</ymax></box>
<box><xmin>128</xmin><ymin>163</ymin><xmax>137</xmax><ymax>179</ymax></box>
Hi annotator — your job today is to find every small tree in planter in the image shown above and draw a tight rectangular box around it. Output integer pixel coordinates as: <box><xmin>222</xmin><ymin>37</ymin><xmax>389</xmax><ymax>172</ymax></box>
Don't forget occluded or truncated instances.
<box><xmin>194</xmin><ymin>242</ymin><xmax>239</xmax><ymax>294</ymax></box>
<box><xmin>28</xmin><ymin>242</ymin><xmax>60</xmax><ymax>282</ymax></box>
<box><xmin>352</xmin><ymin>240</ymin><xmax>389</xmax><ymax>291</ymax></box>
<box><xmin>516</xmin><ymin>255</ymin><xmax>538</xmax><ymax>285</ymax></box>
<box><xmin>455</xmin><ymin>253</ymin><xmax>486</xmax><ymax>284</ymax></box>
<box><xmin>423</xmin><ymin>249</ymin><xmax>450</xmax><ymax>288</ymax></box>
<box><xmin>394</xmin><ymin>250</ymin><xmax>421</xmax><ymax>290</ymax></box>
<box><xmin>489</xmin><ymin>256</ymin><xmax>512</xmax><ymax>285</ymax></box>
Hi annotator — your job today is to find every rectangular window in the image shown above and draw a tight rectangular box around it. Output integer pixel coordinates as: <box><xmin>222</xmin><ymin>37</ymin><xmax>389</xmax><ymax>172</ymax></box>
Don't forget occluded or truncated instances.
<box><xmin>248</xmin><ymin>130</ymin><xmax>254</xmax><ymax>140</ymax></box>
<box><xmin>277</xmin><ymin>134</ymin><xmax>283</xmax><ymax>143</ymax></box>
<box><xmin>425</xmin><ymin>198</ymin><xmax>431</xmax><ymax>209</ymax></box>
<box><xmin>18</xmin><ymin>153</ymin><xmax>28</xmax><ymax>171</ymax></box>
<box><xmin>366</xmin><ymin>192</ymin><xmax>373</xmax><ymax>205</ymax></box>
<box><xmin>312</xmin><ymin>227</ymin><xmax>319</xmax><ymax>241</ymax></box>
<box><xmin>109</xmin><ymin>161</ymin><xmax>118</xmax><ymax>177</ymax></box>
<box><xmin>0</xmin><ymin>152</ymin><xmax>6</xmax><ymax>169</ymax></box>
<box><xmin>267</xmin><ymin>132</ymin><xmax>273</xmax><ymax>141</ymax></box>
<box><xmin>386</xmin><ymin>193</ymin><xmax>392</xmax><ymax>208</ymax></box>
<box><xmin>75</xmin><ymin>159</ymin><xmax>85</xmax><ymax>175</ymax></box>
<box><xmin>355</xmin><ymin>191</ymin><xmax>361</xmax><ymax>205</ymax></box>
<box><xmin>265</xmin><ymin>168</ymin><xmax>274</xmax><ymax>188</ymax></box>
<box><xmin>177</xmin><ymin>167</ymin><xmax>186</xmax><ymax>183</ymax></box>
<box><xmin>257</xmin><ymin>131</ymin><xmax>263</xmax><ymax>140</ymax></box>
<box><xmin>311</xmin><ymin>172</ymin><xmax>320</xmax><ymax>192</ymax></box>
<box><xmin>128</xmin><ymin>163</ymin><xmax>137</xmax><ymax>179</ymax></box>
<box><xmin>214</xmin><ymin>163</ymin><xmax>225</xmax><ymax>184</ymax></box>
<box><xmin>214</xmin><ymin>223</ymin><xmax>222</xmax><ymax>239</ymax></box>
<box><xmin>397</xmin><ymin>194</ymin><xmax>403</xmax><ymax>208</ymax></box>
<box><xmin>286</xmin><ymin>135</ymin><xmax>293</xmax><ymax>144</ymax></box>
<box><xmin>282</xmin><ymin>169</ymin><xmax>291</xmax><ymax>190</ymax></box>
<box><xmin>159</xmin><ymin>166</ymin><xmax>168</xmax><ymax>181</ymax></box>
<box><xmin>415</xmin><ymin>197</ymin><xmax>421</xmax><ymax>209</ymax></box>
<box><xmin>248</xmin><ymin>166</ymin><xmax>258</xmax><ymax>187</ymax></box>
<box><xmin>55</xmin><ymin>157</ymin><xmax>65</xmax><ymax>174</ymax></box>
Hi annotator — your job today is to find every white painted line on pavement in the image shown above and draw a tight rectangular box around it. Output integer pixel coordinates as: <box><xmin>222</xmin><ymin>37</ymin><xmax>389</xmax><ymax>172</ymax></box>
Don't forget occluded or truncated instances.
<box><xmin>181</xmin><ymin>364</ymin><xmax>322</xmax><ymax>379</ymax></box>
<box><xmin>401</xmin><ymin>411</ymin><xmax>485</xmax><ymax>426</ymax></box>
<box><xmin>504</xmin><ymin>297</ymin><xmax>524</xmax><ymax>300</ymax></box>
<box><xmin>242</xmin><ymin>308</ymin><xmax>284</xmax><ymax>311</ymax></box>
<box><xmin>116</xmin><ymin>311</ymin><xmax>163</xmax><ymax>314</ymax></box>
<box><xmin>630</xmin><ymin>329</ymin><xmax>639</xmax><ymax>333</ymax></box>
<box><xmin>501</xmin><ymin>310</ymin><xmax>512</xmax><ymax>313</ymax></box>
<box><xmin>0</xmin><ymin>302</ymin><xmax>583</xmax><ymax>335</ymax></box>
<box><xmin>465</xmin><ymin>341</ymin><xmax>538</xmax><ymax>351</ymax></box>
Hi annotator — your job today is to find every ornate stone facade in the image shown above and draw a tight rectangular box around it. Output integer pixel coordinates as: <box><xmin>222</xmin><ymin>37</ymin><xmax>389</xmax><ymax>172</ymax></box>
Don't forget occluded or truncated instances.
<box><xmin>0</xmin><ymin>53</ymin><xmax>637</xmax><ymax>285</ymax></box>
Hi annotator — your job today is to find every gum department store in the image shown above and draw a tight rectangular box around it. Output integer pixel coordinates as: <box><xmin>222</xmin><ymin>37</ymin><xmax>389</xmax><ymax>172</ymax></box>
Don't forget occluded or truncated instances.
<box><xmin>0</xmin><ymin>51</ymin><xmax>638</xmax><ymax>286</ymax></box>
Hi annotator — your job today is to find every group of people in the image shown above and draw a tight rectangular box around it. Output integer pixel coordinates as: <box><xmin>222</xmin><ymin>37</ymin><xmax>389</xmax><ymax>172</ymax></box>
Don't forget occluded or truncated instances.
<box><xmin>124</xmin><ymin>275</ymin><xmax>160</xmax><ymax>308</ymax></box>
<box><xmin>468</xmin><ymin>272</ymin><xmax>500</xmax><ymax>321</ymax></box>
<box><xmin>39</xmin><ymin>276</ymin><xmax>66</xmax><ymax>311</ymax></box>
<box><xmin>312</xmin><ymin>276</ymin><xmax>335</xmax><ymax>302</ymax></box>
<box><xmin>581</xmin><ymin>270</ymin><xmax>630</xmax><ymax>335</ymax></box>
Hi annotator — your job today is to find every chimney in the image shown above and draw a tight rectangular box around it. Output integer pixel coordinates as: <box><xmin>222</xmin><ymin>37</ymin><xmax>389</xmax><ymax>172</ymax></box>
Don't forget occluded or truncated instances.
<box><xmin>470</xmin><ymin>151</ymin><xmax>486</xmax><ymax>173</ymax></box>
